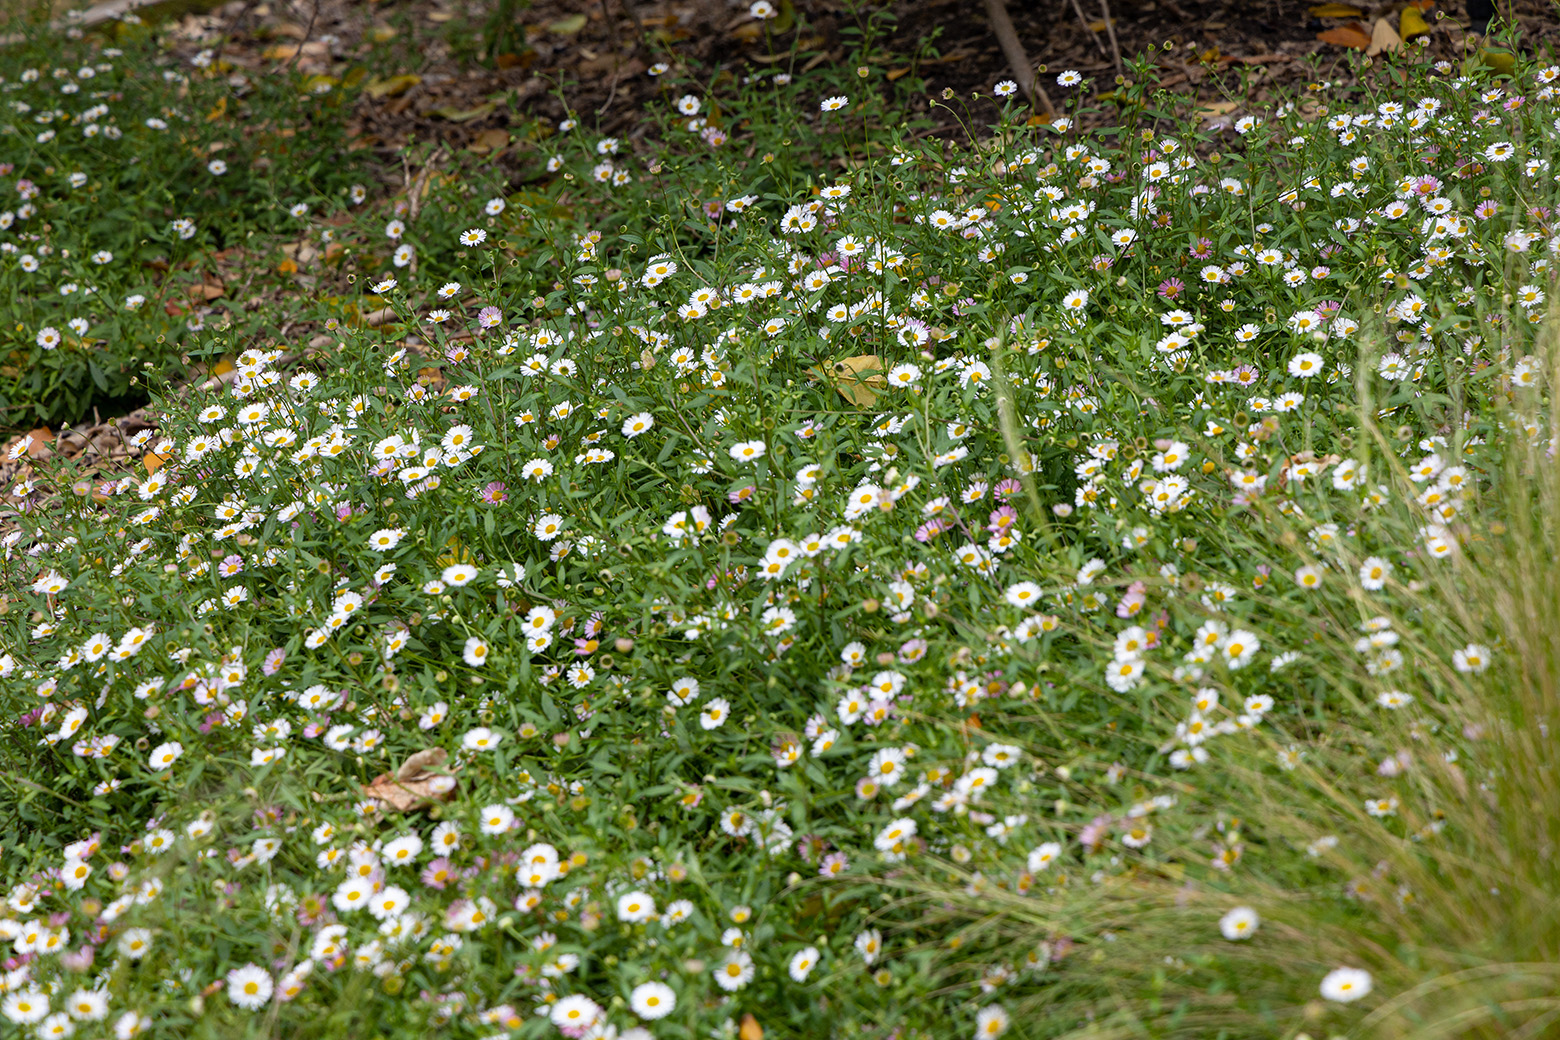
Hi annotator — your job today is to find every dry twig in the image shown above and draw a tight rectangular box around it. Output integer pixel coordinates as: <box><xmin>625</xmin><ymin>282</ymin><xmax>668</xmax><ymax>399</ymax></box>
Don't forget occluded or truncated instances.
<box><xmin>982</xmin><ymin>0</ymin><xmax>1055</xmax><ymax>116</ymax></box>
<box><xmin>1068</xmin><ymin>0</ymin><xmax>1110</xmax><ymax>59</ymax></box>
<box><xmin>1098</xmin><ymin>0</ymin><xmax>1125</xmax><ymax>77</ymax></box>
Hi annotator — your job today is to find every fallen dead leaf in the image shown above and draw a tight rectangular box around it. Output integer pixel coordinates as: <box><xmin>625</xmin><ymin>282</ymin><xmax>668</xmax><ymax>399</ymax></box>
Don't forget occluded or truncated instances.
<box><xmin>1399</xmin><ymin>6</ymin><xmax>1432</xmax><ymax>37</ymax></box>
<box><xmin>800</xmin><ymin>48</ymin><xmax>836</xmax><ymax>73</ymax></box>
<box><xmin>468</xmin><ymin>128</ymin><xmax>511</xmax><ymax>155</ymax></box>
<box><xmin>547</xmin><ymin>13</ymin><xmax>587</xmax><ymax>34</ymax></box>
<box><xmin>494</xmin><ymin>50</ymin><xmax>536</xmax><ymax>70</ymax></box>
<box><xmin>365</xmin><ymin>73</ymin><xmax>421</xmax><ymax>99</ymax></box>
<box><xmin>1479</xmin><ymin>47</ymin><xmax>1515</xmax><ymax>72</ymax></box>
<box><xmin>363</xmin><ymin>747</ymin><xmax>460</xmax><ymax>812</ymax></box>
<box><xmin>811</xmin><ymin>355</ymin><xmax>887</xmax><ymax>408</ymax></box>
<box><xmin>432</xmin><ymin>101</ymin><xmax>500</xmax><ymax>122</ymax></box>
<box><xmin>23</xmin><ymin>428</ymin><xmax>54</xmax><ymax>460</ymax></box>
<box><xmin>262</xmin><ymin>41</ymin><xmax>329</xmax><ymax>60</ymax></box>
<box><xmin>1317</xmin><ymin>23</ymin><xmax>1372</xmax><ymax>48</ymax></box>
<box><xmin>923</xmin><ymin>48</ymin><xmax>976</xmax><ymax>65</ymax></box>
<box><xmin>1308</xmin><ymin>2</ymin><xmax>1363</xmax><ymax>15</ymax></box>
<box><xmin>1366</xmin><ymin>16</ymin><xmax>1402</xmax><ymax>55</ymax></box>
<box><xmin>282</xmin><ymin>241</ymin><xmax>320</xmax><ymax>265</ymax></box>
<box><xmin>436</xmin><ymin>535</ymin><xmax>473</xmax><ymax>568</ymax></box>
<box><xmin>187</xmin><ymin>279</ymin><xmax>225</xmax><ymax>302</ymax></box>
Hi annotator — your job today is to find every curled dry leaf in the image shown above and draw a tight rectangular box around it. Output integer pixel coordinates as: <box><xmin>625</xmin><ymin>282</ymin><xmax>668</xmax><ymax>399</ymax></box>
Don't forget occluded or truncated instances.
<box><xmin>363</xmin><ymin>747</ymin><xmax>460</xmax><ymax>811</ymax></box>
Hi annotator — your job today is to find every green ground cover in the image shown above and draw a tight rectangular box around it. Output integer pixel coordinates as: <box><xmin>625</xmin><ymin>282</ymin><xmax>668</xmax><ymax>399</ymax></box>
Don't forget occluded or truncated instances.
<box><xmin>1</xmin><ymin>5</ymin><xmax>1559</xmax><ymax>1039</ymax></box>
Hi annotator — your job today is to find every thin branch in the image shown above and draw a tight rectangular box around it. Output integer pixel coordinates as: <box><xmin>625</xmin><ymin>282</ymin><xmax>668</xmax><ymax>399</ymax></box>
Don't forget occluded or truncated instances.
<box><xmin>982</xmin><ymin>0</ymin><xmax>1055</xmax><ymax>116</ymax></box>
<box><xmin>1098</xmin><ymin>0</ymin><xmax>1125</xmax><ymax>78</ymax></box>
<box><xmin>1068</xmin><ymin>0</ymin><xmax>1109</xmax><ymax>59</ymax></box>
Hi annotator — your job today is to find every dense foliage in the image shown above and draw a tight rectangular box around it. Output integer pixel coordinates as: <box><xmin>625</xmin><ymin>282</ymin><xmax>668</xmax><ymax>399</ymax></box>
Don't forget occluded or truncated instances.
<box><xmin>3</xmin><ymin>7</ymin><xmax>1559</xmax><ymax>1039</ymax></box>
<box><xmin>0</xmin><ymin>15</ymin><xmax>360</xmax><ymax>424</ymax></box>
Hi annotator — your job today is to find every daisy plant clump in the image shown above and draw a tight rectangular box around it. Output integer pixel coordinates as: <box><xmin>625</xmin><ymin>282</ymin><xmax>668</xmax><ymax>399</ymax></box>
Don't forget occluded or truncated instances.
<box><xmin>3</xmin><ymin>28</ymin><xmax>1560</xmax><ymax>1040</ymax></box>
<box><xmin>0</xmin><ymin>8</ymin><xmax>362</xmax><ymax>424</ymax></box>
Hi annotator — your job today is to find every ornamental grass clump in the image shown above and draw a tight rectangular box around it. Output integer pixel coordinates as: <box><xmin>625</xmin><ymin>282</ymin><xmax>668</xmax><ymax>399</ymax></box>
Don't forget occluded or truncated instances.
<box><xmin>2</xmin><ymin>20</ymin><xmax>1560</xmax><ymax>1040</ymax></box>
<box><xmin>898</xmin><ymin>338</ymin><xmax>1560</xmax><ymax>1038</ymax></box>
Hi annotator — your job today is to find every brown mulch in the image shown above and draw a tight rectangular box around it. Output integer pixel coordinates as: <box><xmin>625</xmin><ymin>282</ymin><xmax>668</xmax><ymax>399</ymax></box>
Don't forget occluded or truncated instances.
<box><xmin>154</xmin><ymin>0</ymin><xmax>1560</xmax><ymax>163</ymax></box>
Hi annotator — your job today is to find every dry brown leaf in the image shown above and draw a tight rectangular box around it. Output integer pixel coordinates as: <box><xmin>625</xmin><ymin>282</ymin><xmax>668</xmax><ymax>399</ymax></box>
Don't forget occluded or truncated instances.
<box><xmin>1317</xmin><ymin>24</ymin><xmax>1372</xmax><ymax>48</ymax></box>
<box><xmin>886</xmin><ymin>67</ymin><xmax>910</xmax><ymax>81</ymax></box>
<box><xmin>923</xmin><ymin>48</ymin><xmax>976</xmax><ymax>65</ymax></box>
<box><xmin>494</xmin><ymin>51</ymin><xmax>536</xmax><ymax>70</ymax></box>
<box><xmin>187</xmin><ymin>279</ymin><xmax>225</xmax><ymax>302</ymax></box>
<box><xmin>1366</xmin><ymin>16</ymin><xmax>1402</xmax><ymax>55</ymax></box>
<box><xmin>1308</xmin><ymin>2</ymin><xmax>1363</xmax><ymax>16</ymax></box>
<box><xmin>262</xmin><ymin>41</ymin><xmax>329</xmax><ymax>60</ymax></box>
<box><xmin>363</xmin><ymin>747</ymin><xmax>460</xmax><ymax>812</ymax></box>
<box><xmin>468</xmin><ymin>128</ymin><xmax>511</xmax><ymax>155</ymax></box>
<box><xmin>814</xmin><ymin>355</ymin><xmax>887</xmax><ymax>408</ymax></box>
<box><xmin>22</xmin><ymin>428</ymin><xmax>54</xmax><ymax>459</ymax></box>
